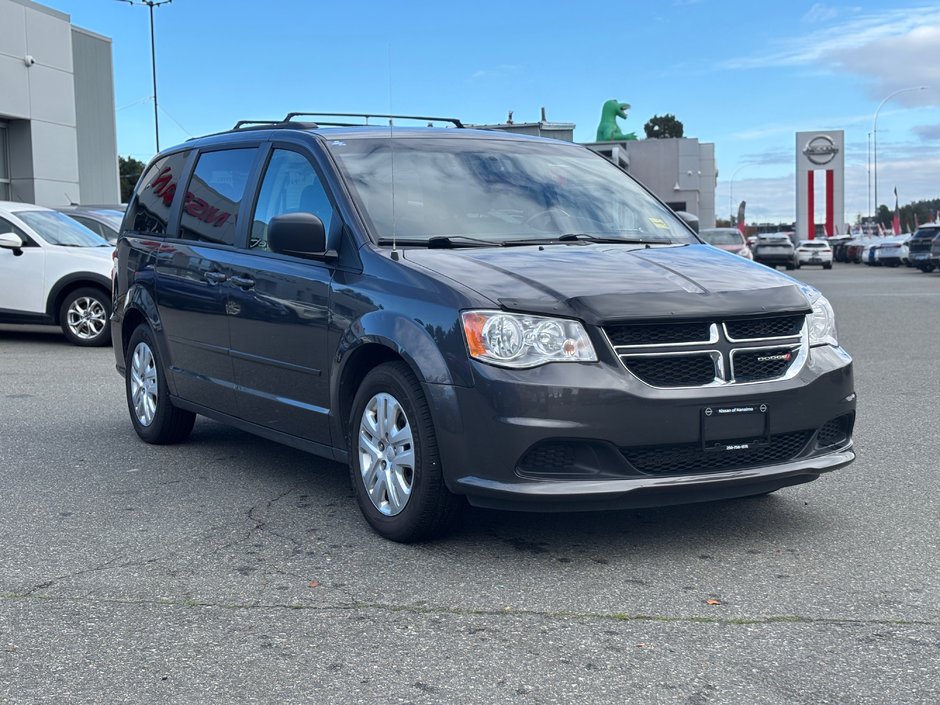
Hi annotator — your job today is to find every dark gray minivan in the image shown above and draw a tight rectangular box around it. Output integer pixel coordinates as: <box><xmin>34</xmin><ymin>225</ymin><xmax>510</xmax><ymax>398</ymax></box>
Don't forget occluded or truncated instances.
<box><xmin>112</xmin><ymin>114</ymin><xmax>856</xmax><ymax>541</ymax></box>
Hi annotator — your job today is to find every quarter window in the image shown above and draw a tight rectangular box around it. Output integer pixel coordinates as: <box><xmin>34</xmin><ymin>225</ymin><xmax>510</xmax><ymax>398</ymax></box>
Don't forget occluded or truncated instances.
<box><xmin>250</xmin><ymin>149</ymin><xmax>334</xmax><ymax>251</ymax></box>
<box><xmin>180</xmin><ymin>148</ymin><xmax>258</xmax><ymax>246</ymax></box>
<box><xmin>127</xmin><ymin>151</ymin><xmax>190</xmax><ymax>235</ymax></box>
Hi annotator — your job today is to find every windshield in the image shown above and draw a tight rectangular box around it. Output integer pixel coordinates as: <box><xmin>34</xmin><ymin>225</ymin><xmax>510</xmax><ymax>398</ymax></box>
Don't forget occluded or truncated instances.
<box><xmin>327</xmin><ymin>136</ymin><xmax>698</xmax><ymax>245</ymax></box>
<box><xmin>15</xmin><ymin>210</ymin><xmax>110</xmax><ymax>247</ymax></box>
<box><xmin>699</xmin><ymin>229</ymin><xmax>743</xmax><ymax>246</ymax></box>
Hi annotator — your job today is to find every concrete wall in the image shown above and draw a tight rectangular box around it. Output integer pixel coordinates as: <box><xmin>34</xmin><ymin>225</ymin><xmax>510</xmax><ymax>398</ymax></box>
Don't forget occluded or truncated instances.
<box><xmin>0</xmin><ymin>0</ymin><xmax>120</xmax><ymax>206</ymax></box>
<box><xmin>72</xmin><ymin>27</ymin><xmax>119</xmax><ymax>204</ymax></box>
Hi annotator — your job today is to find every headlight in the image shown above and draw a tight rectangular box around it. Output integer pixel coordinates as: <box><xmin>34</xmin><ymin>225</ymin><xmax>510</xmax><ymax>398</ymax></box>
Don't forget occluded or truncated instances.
<box><xmin>803</xmin><ymin>288</ymin><xmax>838</xmax><ymax>347</ymax></box>
<box><xmin>461</xmin><ymin>310</ymin><xmax>597</xmax><ymax>368</ymax></box>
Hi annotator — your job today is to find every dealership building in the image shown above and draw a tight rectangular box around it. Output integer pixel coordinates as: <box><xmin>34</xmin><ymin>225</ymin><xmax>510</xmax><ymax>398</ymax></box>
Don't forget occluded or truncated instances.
<box><xmin>0</xmin><ymin>0</ymin><xmax>119</xmax><ymax>205</ymax></box>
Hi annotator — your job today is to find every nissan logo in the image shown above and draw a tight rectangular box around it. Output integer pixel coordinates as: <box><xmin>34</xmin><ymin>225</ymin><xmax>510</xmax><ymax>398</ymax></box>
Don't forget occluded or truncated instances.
<box><xmin>803</xmin><ymin>135</ymin><xmax>839</xmax><ymax>166</ymax></box>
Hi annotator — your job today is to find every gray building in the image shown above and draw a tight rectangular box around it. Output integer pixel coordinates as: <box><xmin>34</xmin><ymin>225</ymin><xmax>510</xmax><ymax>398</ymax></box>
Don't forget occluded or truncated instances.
<box><xmin>585</xmin><ymin>138</ymin><xmax>718</xmax><ymax>229</ymax></box>
<box><xmin>0</xmin><ymin>0</ymin><xmax>119</xmax><ymax>205</ymax></box>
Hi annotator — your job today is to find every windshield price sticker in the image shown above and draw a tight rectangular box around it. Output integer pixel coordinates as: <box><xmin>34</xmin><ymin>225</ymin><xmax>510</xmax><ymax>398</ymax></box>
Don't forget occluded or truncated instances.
<box><xmin>648</xmin><ymin>217</ymin><xmax>671</xmax><ymax>230</ymax></box>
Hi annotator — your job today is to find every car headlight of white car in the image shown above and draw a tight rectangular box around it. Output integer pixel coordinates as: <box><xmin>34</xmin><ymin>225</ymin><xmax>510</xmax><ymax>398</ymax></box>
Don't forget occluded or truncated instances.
<box><xmin>461</xmin><ymin>310</ymin><xmax>597</xmax><ymax>368</ymax></box>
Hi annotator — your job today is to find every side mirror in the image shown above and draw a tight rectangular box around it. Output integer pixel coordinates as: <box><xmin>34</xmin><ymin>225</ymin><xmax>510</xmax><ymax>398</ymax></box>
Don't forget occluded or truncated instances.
<box><xmin>0</xmin><ymin>232</ymin><xmax>24</xmax><ymax>256</ymax></box>
<box><xmin>674</xmin><ymin>210</ymin><xmax>699</xmax><ymax>233</ymax></box>
<box><xmin>267</xmin><ymin>212</ymin><xmax>335</xmax><ymax>260</ymax></box>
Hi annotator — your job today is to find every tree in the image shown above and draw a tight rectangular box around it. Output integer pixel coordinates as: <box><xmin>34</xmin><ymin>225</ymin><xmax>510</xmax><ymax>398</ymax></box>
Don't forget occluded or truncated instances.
<box><xmin>119</xmin><ymin>156</ymin><xmax>146</xmax><ymax>203</ymax></box>
<box><xmin>644</xmin><ymin>114</ymin><xmax>684</xmax><ymax>139</ymax></box>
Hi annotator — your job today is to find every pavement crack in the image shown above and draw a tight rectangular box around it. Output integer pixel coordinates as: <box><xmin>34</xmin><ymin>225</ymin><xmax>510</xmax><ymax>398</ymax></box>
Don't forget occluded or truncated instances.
<box><xmin>0</xmin><ymin>592</ymin><xmax>936</xmax><ymax>629</ymax></box>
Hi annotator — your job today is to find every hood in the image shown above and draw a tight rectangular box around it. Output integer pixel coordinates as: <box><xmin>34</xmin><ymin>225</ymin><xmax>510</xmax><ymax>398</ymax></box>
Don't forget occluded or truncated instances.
<box><xmin>403</xmin><ymin>243</ymin><xmax>810</xmax><ymax>323</ymax></box>
<box><xmin>48</xmin><ymin>244</ymin><xmax>114</xmax><ymax>277</ymax></box>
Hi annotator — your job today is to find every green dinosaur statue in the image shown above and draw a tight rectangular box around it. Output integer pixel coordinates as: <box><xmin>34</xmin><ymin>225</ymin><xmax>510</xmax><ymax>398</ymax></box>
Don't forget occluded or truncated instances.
<box><xmin>596</xmin><ymin>100</ymin><xmax>638</xmax><ymax>141</ymax></box>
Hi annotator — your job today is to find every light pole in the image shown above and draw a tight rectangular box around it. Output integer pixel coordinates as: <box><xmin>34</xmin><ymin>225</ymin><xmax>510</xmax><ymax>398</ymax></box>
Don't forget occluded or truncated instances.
<box><xmin>118</xmin><ymin>0</ymin><xmax>173</xmax><ymax>153</ymax></box>
<box><xmin>872</xmin><ymin>85</ymin><xmax>926</xmax><ymax>221</ymax></box>
<box><xmin>729</xmin><ymin>164</ymin><xmax>754</xmax><ymax>226</ymax></box>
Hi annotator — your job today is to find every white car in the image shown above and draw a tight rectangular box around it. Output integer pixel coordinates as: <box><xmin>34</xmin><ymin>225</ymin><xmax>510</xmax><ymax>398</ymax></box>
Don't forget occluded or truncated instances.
<box><xmin>0</xmin><ymin>201</ymin><xmax>114</xmax><ymax>346</ymax></box>
<box><xmin>796</xmin><ymin>239</ymin><xmax>833</xmax><ymax>269</ymax></box>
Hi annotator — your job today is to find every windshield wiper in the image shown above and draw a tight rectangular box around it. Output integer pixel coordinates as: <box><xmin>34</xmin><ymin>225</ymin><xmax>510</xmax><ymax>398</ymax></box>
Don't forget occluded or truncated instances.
<box><xmin>376</xmin><ymin>236</ymin><xmax>502</xmax><ymax>249</ymax></box>
<box><xmin>504</xmin><ymin>233</ymin><xmax>673</xmax><ymax>246</ymax></box>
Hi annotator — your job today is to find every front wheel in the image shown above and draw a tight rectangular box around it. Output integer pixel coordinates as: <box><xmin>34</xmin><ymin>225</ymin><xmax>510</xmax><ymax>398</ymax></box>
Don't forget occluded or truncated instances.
<box><xmin>125</xmin><ymin>325</ymin><xmax>195</xmax><ymax>444</ymax></box>
<box><xmin>60</xmin><ymin>287</ymin><xmax>111</xmax><ymax>346</ymax></box>
<box><xmin>348</xmin><ymin>362</ymin><xmax>460</xmax><ymax>542</ymax></box>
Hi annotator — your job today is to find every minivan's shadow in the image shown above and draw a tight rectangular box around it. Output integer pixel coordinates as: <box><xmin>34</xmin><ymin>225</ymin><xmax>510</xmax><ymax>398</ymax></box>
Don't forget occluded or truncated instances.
<box><xmin>185</xmin><ymin>419</ymin><xmax>831</xmax><ymax>554</ymax></box>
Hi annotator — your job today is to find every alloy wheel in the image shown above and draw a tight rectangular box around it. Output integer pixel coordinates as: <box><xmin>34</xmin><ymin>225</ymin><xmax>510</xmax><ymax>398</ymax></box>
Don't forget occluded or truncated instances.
<box><xmin>66</xmin><ymin>296</ymin><xmax>107</xmax><ymax>341</ymax></box>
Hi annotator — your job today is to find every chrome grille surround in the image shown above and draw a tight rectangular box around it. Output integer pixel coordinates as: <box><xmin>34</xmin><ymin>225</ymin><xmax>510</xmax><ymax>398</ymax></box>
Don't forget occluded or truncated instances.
<box><xmin>604</xmin><ymin>316</ymin><xmax>809</xmax><ymax>389</ymax></box>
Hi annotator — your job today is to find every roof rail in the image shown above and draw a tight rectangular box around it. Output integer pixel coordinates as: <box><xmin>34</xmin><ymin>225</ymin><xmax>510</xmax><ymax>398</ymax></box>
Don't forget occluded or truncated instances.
<box><xmin>282</xmin><ymin>112</ymin><xmax>464</xmax><ymax>128</ymax></box>
<box><xmin>230</xmin><ymin>119</ymin><xmax>321</xmax><ymax>131</ymax></box>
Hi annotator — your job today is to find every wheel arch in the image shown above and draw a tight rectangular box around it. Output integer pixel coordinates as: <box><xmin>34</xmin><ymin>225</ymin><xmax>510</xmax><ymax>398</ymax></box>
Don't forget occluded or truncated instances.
<box><xmin>46</xmin><ymin>273</ymin><xmax>111</xmax><ymax>323</ymax></box>
<box><xmin>331</xmin><ymin>311</ymin><xmax>462</xmax><ymax>450</ymax></box>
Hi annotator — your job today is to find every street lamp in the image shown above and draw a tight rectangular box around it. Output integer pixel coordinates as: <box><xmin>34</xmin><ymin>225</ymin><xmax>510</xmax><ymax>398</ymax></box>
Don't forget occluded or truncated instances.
<box><xmin>872</xmin><ymin>85</ymin><xmax>926</xmax><ymax>221</ymax></box>
<box><xmin>118</xmin><ymin>0</ymin><xmax>173</xmax><ymax>153</ymax></box>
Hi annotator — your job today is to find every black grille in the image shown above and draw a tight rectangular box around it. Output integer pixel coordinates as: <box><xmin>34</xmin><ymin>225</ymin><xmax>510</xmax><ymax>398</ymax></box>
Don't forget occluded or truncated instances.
<box><xmin>518</xmin><ymin>443</ymin><xmax>575</xmax><ymax>474</ymax></box>
<box><xmin>732</xmin><ymin>347</ymin><xmax>798</xmax><ymax>382</ymax></box>
<box><xmin>817</xmin><ymin>415</ymin><xmax>852</xmax><ymax>448</ymax></box>
<box><xmin>622</xmin><ymin>431</ymin><xmax>812</xmax><ymax>475</ymax></box>
<box><xmin>725</xmin><ymin>315</ymin><xmax>804</xmax><ymax>340</ymax></box>
<box><xmin>624</xmin><ymin>355</ymin><xmax>716</xmax><ymax>387</ymax></box>
<box><xmin>605</xmin><ymin>321</ymin><xmax>711</xmax><ymax>347</ymax></box>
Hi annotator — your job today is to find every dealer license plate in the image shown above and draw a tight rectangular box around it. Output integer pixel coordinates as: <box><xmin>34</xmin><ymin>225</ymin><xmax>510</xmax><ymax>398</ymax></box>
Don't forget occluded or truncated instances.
<box><xmin>701</xmin><ymin>403</ymin><xmax>769</xmax><ymax>452</ymax></box>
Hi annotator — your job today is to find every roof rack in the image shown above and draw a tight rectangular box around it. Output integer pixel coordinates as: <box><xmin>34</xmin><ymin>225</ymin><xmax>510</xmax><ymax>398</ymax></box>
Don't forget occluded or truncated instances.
<box><xmin>282</xmin><ymin>112</ymin><xmax>464</xmax><ymax>128</ymax></box>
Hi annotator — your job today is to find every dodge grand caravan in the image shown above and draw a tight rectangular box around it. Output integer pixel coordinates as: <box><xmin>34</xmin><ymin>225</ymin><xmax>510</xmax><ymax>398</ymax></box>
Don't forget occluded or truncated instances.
<box><xmin>111</xmin><ymin>113</ymin><xmax>856</xmax><ymax>541</ymax></box>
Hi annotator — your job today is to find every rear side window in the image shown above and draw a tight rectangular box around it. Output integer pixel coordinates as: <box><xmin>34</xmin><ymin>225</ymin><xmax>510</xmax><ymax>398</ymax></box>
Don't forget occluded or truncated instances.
<box><xmin>180</xmin><ymin>148</ymin><xmax>258</xmax><ymax>246</ymax></box>
<box><xmin>127</xmin><ymin>151</ymin><xmax>189</xmax><ymax>235</ymax></box>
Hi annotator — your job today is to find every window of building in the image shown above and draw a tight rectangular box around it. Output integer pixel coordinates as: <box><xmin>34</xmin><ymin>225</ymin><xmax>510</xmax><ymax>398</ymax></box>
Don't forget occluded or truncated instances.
<box><xmin>180</xmin><ymin>148</ymin><xmax>258</xmax><ymax>246</ymax></box>
<box><xmin>249</xmin><ymin>149</ymin><xmax>334</xmax><ymax>251</ymax></box>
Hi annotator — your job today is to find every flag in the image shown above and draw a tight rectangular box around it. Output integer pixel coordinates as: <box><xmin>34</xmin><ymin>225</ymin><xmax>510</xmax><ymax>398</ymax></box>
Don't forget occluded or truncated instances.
<box><xmin>892</xmin><ymin>187</ymin><xmax>901</xmax><ymax>235</ymax></box>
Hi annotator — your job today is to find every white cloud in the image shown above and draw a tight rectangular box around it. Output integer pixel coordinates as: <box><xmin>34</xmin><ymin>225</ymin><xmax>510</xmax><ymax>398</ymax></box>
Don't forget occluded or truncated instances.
<box><xmin>802</xmin><ymin>3</ymin><xmax>840</xmax><ymax>24</ymax></box>
<box><xmin>913</xmin><ymin>124</ymin><xmax>940</xmax><ymax>141</ymax></box>
<box><xmin>723</xmin><ymin>3</ymin><xmax>940</xmax><ymax>108</ymax></box>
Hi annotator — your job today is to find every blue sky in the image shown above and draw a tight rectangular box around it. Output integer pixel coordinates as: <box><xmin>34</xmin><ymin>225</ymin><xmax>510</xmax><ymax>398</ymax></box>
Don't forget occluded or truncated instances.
<box><xmin>50</xmin><ymin>0</ymin><xmax>940</xmax><ymax>224</ymax></box>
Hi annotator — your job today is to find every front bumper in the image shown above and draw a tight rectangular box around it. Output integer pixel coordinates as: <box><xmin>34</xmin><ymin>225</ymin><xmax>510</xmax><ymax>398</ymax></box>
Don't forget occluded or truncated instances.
<box><xmin>430</xmin><ymin>345</ymin><xmax>855</xmax><ymax>511</ymax></box>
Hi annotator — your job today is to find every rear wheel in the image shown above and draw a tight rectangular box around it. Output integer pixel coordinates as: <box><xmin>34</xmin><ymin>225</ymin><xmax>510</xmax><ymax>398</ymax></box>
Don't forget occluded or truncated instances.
<box><xmin>348</xmin><ymin>361</ymin><xmax>460</xmax><ymax>542</ymax></box>
<box><xmin>823</xmin><ymin>262</ymin><xmax>832</xmax><ymax>270</ymax></box>
<box><xmin>59</xmin><ymin>287</ymin><xmax>111</xmax><ymax>347</ymax></box>
<box><xmin>125</xmin><ymin>325</ymin><xmax>195</xmax><ymax>444</ymax></box>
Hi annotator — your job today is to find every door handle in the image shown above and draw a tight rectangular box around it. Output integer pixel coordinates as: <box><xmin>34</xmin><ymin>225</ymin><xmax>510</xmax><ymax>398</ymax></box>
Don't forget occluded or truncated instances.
<box><xmin>204</xmin><ymin>270</ymin><xmax>227</xmax><ymax>284</ymax></box>
<box><xmin>229</xmin><ymin>275</ymin><xmax>255</xmax><ymax>289</ymax></box>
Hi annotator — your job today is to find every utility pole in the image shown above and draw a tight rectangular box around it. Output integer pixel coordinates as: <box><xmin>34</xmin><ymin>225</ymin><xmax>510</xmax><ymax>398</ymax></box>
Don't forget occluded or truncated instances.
<box><xmin>118</xmin><ymin>0</ymin><xmax>173</xmax><ymax>153</ymax></box>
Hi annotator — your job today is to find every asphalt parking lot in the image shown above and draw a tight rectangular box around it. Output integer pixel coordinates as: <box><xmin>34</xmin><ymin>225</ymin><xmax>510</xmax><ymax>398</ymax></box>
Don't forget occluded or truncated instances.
<box><xmin>1</xmin><ymin>263</ymin><xmax>938</xmax><ymax>704</ymax></box>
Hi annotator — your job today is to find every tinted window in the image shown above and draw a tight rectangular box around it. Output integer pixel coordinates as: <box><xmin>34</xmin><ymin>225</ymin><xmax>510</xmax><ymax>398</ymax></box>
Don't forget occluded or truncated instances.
<box><xmin>180</xmin><ymin>148</ymin><xmax>257</xmax><ymax>246</ymax></box>
<box><xmin>128</xmin><ymin>151</ymin><xmax>190</xmax><ymax>235</ymax></box>
<box><xmin>249</xmin><ymin>149</ymin><xmax>334</xmax><ymax>251</ymax></box>
<box><xmin>71</xmin><ymin>215</ymin><xmax>106</xmax><ymax>238</ymax></box>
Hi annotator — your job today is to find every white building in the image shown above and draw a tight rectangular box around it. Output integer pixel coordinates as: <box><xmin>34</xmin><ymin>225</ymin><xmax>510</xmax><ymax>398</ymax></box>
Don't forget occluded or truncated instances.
<box><xmin>0</xmin><ymin>0</ymin><xmax>119</xmax><ymax>205</ymax></box>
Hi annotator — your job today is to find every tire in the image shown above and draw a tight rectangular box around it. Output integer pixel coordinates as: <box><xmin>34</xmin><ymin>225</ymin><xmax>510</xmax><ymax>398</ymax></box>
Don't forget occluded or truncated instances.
<box><xmin>125</xmin><ymin>325</ymin><xmax>196</xmax><ymax>444</ymax></box>
<box><xmin>823</xmin><ymin>263</ymin><xmax>832</xmax><ymax>270</ymax></box>
<box><xmin>59</xmin><ymin>287</ymin><xmax>111</xmax><ymax>347</ymax></box>
<box><xmin>785</xmin><ymin>263</ymin><xmax>795</xmax><ymax>270</ymax></box>
<box><xmin>795</xmin><ymin>262</ymin><xmax>801</xmax><ymax>269</ymax></box>
<box><xmin>347</xmin><ymin>361</ymin><xmax>460</xmax><ymax>542</ymax></box>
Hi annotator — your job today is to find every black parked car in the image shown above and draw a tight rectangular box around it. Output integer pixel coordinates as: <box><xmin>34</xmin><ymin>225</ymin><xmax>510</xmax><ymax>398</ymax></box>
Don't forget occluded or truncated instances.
<box><xmin>908</xmin><ymin>224</ymin><xmax>940</xmax><ymax>272</ymax></box>
<box><xmin>112</xmin><ymin>113</ymin><xmax>856</xmax><ymax>541</ymax></box>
